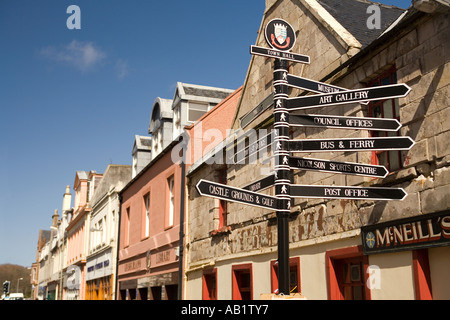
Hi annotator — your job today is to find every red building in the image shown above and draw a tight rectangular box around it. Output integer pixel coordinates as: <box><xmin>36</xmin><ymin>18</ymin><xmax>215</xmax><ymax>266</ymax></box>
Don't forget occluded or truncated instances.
<box><xmin>116</xmin><ymin>83</ymin><xmax>237</xmax><ymax>300</ymax></box>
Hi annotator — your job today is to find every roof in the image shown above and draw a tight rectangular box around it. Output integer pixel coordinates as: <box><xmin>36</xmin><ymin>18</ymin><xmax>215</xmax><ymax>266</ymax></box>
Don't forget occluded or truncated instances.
<box><xmin>173</xmin><ymin>82</ymin><xmax>234</xmax><ymax>106</ymax></box>
<box><xmin>317</xmin><ymin>0</ymin><xmax>406</xmax><ymax>48</ymax></box>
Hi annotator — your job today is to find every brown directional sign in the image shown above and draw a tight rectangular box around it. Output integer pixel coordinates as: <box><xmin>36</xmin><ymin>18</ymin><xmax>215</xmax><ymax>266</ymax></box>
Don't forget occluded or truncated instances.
<box><xmin>289</xmin><ymin>114</ymin><xmax>402</xmax><ymax>131</ymax></box>
<box><xmin>286</xmin><ymin>74</ymin><xmax>369</xmax><ymax>105</ymax></box>
<box><xmin>240</xmin><ymin>93</ymin><xmax>274</xmax><ymax>128</ymax></box>
<box><xmin>250</xmin><ymin>45</ymin><xmax>310</xmax><ymax>64</ymax></box>
<box><xmin>286</xmin><ymin>84</ymin><xmax>411</xmax><ymax>110</ymax></box>
<box><xmin>289</xmin><ymin>156</ymin><xmax>389</xmax><ymax>178</ymax></box>
<box><xmin>288</xmin><ymin>136</ymin><xmax>415</xmax><ymax>153</ymax></box>
<box><xmin>234</xmin><ymin>132</ymin><xmax>273</xmax><ymax>164</ymax></box>
<box><xmin>242</xmin><ymin>174</ymin><xmax>275</xmax><ymax>192</ymax></box>
<box><xmin>196</xmin><ymin>179</ymin><xmax>277</xmax><ymax>210</ymax></box>
<box><xmin>291</xmin><ymin>184</ymin><xmax>407</xmax><ymax>201</ymax></box>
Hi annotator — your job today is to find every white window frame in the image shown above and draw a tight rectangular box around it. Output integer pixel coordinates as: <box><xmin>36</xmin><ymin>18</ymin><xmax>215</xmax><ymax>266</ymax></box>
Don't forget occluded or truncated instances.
<box><xmin>144</xmin><ymin>193</ymin><xmax>150</xmax><ymax>238</ymax></box>
<box><xmin>168</xmin><ymin>176</ymin><xmax>174</xmax><ymax>227</ymax></box>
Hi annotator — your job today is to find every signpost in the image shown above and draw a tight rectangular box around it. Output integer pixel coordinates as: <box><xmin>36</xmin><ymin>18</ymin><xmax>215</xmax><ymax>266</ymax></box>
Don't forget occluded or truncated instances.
<box><xmin>250</xmin><ymin>45</ymin><xmax>310</xmax><ymax>64</ymax></box>
<box><xmin>289</xmin><ymin>157</ymin><xmax>389</xmax><ymax>178</ymax></box>
<box><xmin>286</xmin><ymin>74</ymin><xmax>369</xmax><ymax>104</ymax></box>
<box><xmin>290</xmin><ymin>185</ymin><xmax>407</xmax><ymax>201</ymax></box>
<box><xmin>242</xmin><ymin>174</ymin><xmax>275</xmax><ymax>192</ymax></box>
<box><xmin>289</xmin><ymin>114</ymin><xmax>402</xmax><ymax>131</ymax></box>
<box><xmin>240</xmin><ymin>93</ymin><xmax>274</xmax><ymax>129</ymax></box>
<box><xmin>196</xmin><ymin>179</ymin><xmax>277</xmax><ymax>210</ymax></box>
<box><xmin>286</xmin><ymin>84</ymin><xmax>411</xmax><ymax>110</ymax></box>
<box><xmin>195</xmin><ymin>18</ymin><xmax>414</xmax><ymax>296</ymax></box>
<box><xmin>234</xmin><ymin>131</ymin><xmax>273</xmax><ymax>164</ymax></box>
<box><xmin>288</xmin><ymin>136</ymin><xmax>415</xmax><ymax>153</ymax></box>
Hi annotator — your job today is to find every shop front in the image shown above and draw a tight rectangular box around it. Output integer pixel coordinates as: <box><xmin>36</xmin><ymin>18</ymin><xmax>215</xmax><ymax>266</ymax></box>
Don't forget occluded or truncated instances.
<box><xmin>361</xmin><ymin>210</ymin><xmax>450</xmax><ymax>299</ymax></box>
<box><xmin>86</xmin><ymin>249</ymin><xmax>114</xmax><ymax>300</ymax></box>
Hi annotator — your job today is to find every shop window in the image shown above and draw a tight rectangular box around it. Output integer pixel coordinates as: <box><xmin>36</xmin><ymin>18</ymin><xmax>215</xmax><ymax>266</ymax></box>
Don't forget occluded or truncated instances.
<box><xmin>128</xmin><ymin>288</ymin><xmax>137</xmax><ymax>300</ymax></box>
<box><xmin>326</xmin><ymin>246</ymin><xmax>370</xmax><ymax>300</ymax></box>
<box><xmin>232</xmin><ymin>264</ymin><xmax>253</xmax><ymax>300</ymax></box>
<box><xmin>202</xmin><ymin>268</ymin><xmax>217</xmax><ymax>300</ymax></box>
<box><xmin>368</xmin><ymin>66</ymin><xmax>402</xmax><ymax>172</ymax></box>
<box><xmin>270</xmin><ymin>257</ymin><xmax>301</xmax><ymax>294</ymax></box>
<box><xmin>165</xmin><ymin>284</ymin><xmax>178</xmax><ymax>300</ymax></box>
<box><xmin>138</xmin><ymin>288</ymin><xmax>148</xmax><ymax>300</ymax></box>
<box><xmin>151</xmin><ymin>286</ymin><xmax>162</xmax><ymax>300</ymax></box>
<box><xmin>119</xmin><ymin>289</ymin><xmax>126</xmax><ymax>300</ymax></box>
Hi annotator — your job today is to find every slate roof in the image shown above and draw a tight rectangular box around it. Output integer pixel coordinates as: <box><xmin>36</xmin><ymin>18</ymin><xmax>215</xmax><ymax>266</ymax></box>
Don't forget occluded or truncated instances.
<box><xmin>317</xmin><ymin>0</ymin><xmax>406</xmax><ymax>48</ymax></box>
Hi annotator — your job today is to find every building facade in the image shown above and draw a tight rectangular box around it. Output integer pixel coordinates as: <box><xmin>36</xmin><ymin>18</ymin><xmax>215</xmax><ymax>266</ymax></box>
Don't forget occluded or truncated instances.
<box><xmin>65</xmin><ymin>170</ymin><xmax>103</xmax><ymax>300</ymax></box>
<box><xmin>117</xmin><ymin>83</ymin><xmax>236</xmax><ymax>300</ymax></box>
<box><xmin>85</xmin><ymin>165</ymin><xmax>131</xmax><ymax>300</ymax></box>
<box><xmin>185</xmin><ymin>0</ymin><xmax>450</xmax><ymax>300</ymax></box>
<box><xmin>33</xmin><ymin>185</ymin><xmax>72</xmax><ymax>300</ymax></box>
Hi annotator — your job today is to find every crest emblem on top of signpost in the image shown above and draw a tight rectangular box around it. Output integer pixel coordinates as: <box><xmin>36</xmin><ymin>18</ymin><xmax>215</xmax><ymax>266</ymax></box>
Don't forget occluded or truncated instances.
<box><xmin>265</xmin><ymin>19</ymin><xmax>296</xmax><ymax>51</ymax></box>
<box><xmin>274</xmin><ymin>23</ymin><xmax>287</xmax><ymax>45</ymax></box>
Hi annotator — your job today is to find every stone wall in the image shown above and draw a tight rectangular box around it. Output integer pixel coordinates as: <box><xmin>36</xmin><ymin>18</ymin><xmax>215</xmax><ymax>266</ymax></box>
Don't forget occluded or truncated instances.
<box><xmin>186</xmin><ymin>4</ymin><xmax>450</xmax><ymax>268</ymax></box>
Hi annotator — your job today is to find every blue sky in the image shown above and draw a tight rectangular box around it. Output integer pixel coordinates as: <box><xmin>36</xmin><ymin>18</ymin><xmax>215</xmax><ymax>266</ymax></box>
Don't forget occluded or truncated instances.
<box><xmin>0</xmin><ymin>0</ymin><xmax>412</xmax><ymax>267</ymax></box>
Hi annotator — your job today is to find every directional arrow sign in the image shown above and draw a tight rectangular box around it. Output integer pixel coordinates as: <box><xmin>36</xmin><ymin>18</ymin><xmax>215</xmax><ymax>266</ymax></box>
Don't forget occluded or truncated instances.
<box><xmin>289</xmin><ymin>157</ymin><xmax>389</xmax><ymax>178</ymax></box>
<box><xmin>291</xmin><ymin>185</ymin><xmax>407</xmax><ymax>201</ymax></box>
<box><xmin>286</xmin><ymin>74</ymin><xmax>368</xmax><ymax>105</ymax></box>
<box><xmin>240</xmin><ymin>93</ymin><xmax>274</xmax><ymax>128</ymax></box>
<box><xmin>289</xmin><ymin>136</ymin><xmax>415</xmax><ymax>153</ymax></box>
<box><xmin>250</xmin><ymin>45</ymin><xmax>310</xmax><ymax>64</ymax></box>
<box><xmin>289</xmin><ymin>114</ymin><xmax>402</xmax><ymax>131</ymax></box>
<box><xmin>234</xmin><ymin>132</ymin><xmax>273</xmax><ymax>164</ymax></box>
<box><xmin>286</xmin><ymin>84</ymin><xmax>411</xmax><ymax>111</ymax></box>
<box><xmin>196</xmin><ymin>179</ymin><xmax>278</xmax><ymax>210</ymax></box>
<box><xmin>242</xmin><ymin>174</ymin><xmax>275</xmax><ymax>192</ymax></box>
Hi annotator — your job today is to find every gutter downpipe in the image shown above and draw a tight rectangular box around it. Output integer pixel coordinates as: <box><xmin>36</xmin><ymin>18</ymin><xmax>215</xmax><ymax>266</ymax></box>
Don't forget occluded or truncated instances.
<box><xmin>114</xmin><ymin>194</ymin><xmax>122</xmax><ymax>300</ymax></box>
<box><xmin>178</xmin><ymin>133</ymin><xmax>188</xmax><ymax>300</ymax></box>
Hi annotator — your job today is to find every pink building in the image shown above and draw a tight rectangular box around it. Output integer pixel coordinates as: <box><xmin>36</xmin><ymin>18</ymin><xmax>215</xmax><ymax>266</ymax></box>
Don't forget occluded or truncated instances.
<box><xmin>117</xmin><ymin>83</ymin><xmax>239</xmax><ymax>300</ymax></box>
<box><xmin>65</xmin><ymin>170</ymin><xmax>102</xmax><ymax>300</ymax></box>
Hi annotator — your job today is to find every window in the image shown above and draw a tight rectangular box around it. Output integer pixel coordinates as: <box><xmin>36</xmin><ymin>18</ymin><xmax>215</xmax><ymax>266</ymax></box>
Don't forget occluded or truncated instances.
<box><xmin>173</xmin><ymin>104</ymin><xmax>182</xmax><ymax>139</ymax></box>
<box><xmin>124</xmin><ymin>207</ymin><xmax>130</xmax><ymax>247</ymax></box>
<box><xmin>270</xmin><ymin>257</ymin><xmax>301</xmax><ymax>294</ymax></box>
<box><xmin>368</xmin><ymin>67</ymin><xmax>402</xmax><ymax>172</ymax></box>
<box><xmin>150</xmin><ymin>286</ymin><xmax>162</xmax><ymax>300</ymax></box>
<box><xmin>167</xmin><ymin>176</ymin><xmax>174</xmax><ymax>227</ymax></box>
<box><xmin>232</xmin><ymin>264</ymin><xmax>253</xmax><ymax>300</ymax></box>
<box><xmin>165</xmin><ymin>284</ymin><xmax>178</xmax><ymax>300</ymax></box>
<box><xmin>153</xmin><ymin>128</ymin><xmax>162</xmax><ymax>156</ymax></box>
<box><xmin>326</xmin><ymin>246</ymin><xmax>370</xmax><ymax>300</ymax></box>
<box><xmin>144</xmin><ymin>193</ymin><xmax>150</xmax><ymax>238</ymax></box>
<box><xmin>202</xmin><ymin>269</ymin><xmax>217</xmax><ymax>300</ymax></box>
<box><xmin>188</xmin><ymin>102</ymin><xmax>209</xmax><ymax>122</ymax></box>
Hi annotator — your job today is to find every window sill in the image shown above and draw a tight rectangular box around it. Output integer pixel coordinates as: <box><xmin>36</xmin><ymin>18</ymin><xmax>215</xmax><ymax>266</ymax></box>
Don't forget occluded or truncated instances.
<box><xmin>210</xmin><ymin>226</ymin><xmax>231</xmax><ymax>237</ymax></box>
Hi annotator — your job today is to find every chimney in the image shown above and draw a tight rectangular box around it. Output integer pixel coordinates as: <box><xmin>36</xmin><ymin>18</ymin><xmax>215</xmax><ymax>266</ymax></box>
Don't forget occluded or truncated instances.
<box><xmin>52</xmin><ymin>209</ymin><xmax>59</xmax><ymax>228</ymax></box>
<box><xmin>62</xmin><ymin>185</ymin><xmax>72</xmax><ymax>212</ymax></box>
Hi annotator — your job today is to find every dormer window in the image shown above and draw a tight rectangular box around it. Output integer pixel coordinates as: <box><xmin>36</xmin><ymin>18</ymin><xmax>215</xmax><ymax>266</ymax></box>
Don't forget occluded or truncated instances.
<box><xmin>173</xmin><ymin>104</ymin><xmax>182</xmax><ymax>139</ymax></box>
<box><xmin>188</xmin><ymin>102</ymin><xmax>209</xmax><ymax>122</ymax></box>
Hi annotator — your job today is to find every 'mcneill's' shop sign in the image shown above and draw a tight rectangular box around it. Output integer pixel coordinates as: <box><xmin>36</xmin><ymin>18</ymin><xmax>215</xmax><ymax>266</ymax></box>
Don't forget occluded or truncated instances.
<box><xmin>361</xmin><ymin>211</ymin><xmax>450</xmax><ymax>254</ymax></box>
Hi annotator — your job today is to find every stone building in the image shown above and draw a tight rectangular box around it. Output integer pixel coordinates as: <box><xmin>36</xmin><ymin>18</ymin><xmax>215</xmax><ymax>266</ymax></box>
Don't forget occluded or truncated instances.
<box><xmin>85</xmin><ymin>164</ymin><xmax>131</xmax><ymax>300</ymax></box>
<box><xmin>185</xmin><ymin>0</ymin><xmax>450</xmax><ymax>300</ymax></box>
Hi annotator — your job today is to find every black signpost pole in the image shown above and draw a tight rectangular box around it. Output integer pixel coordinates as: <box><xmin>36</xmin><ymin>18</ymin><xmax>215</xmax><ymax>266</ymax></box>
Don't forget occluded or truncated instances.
<box><xmin>273</xmin><ymin>58</ymin><xmax>291</xmax><ymax>295</ymax></box>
